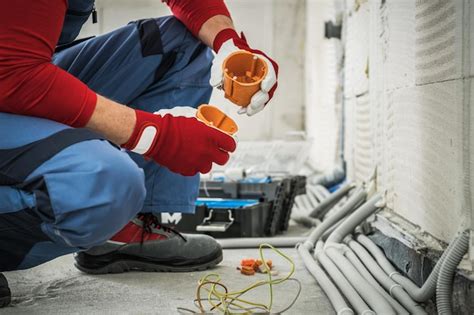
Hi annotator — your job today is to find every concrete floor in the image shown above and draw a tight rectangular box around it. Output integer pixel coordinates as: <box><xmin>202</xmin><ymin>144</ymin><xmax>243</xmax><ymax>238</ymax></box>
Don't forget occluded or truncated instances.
<box><xmin>3</xmin><ymin>242</ymin><xmax>334</xmax><ymax>314</ymax></box>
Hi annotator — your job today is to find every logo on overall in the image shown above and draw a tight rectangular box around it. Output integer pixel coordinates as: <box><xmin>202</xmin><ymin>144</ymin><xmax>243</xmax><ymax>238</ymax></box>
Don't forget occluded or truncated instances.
<box><xmin>161</xmin><ymin>213</ymin><xmax>182</xmax><ymax>225</ymax></box>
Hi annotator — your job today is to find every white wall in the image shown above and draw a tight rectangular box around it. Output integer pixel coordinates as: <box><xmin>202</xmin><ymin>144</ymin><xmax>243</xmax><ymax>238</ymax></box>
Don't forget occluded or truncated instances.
<box><xmin>338</xmin><ymin>0</ymin><xmax>473</xmax><ymax>245</ymax></box>
<box><xmin>79</xmin><ymin>0</ymin><xmax>305</xmax><ymax>141</ymax></box>
<box><xmin>305</xmin><ymin>0</ymin><xmax>344</xmax><ymax>173</ymax></box>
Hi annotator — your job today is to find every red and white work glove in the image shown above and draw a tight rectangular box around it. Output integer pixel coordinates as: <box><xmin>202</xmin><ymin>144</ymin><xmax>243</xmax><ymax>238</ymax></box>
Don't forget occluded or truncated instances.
<box><xmin>210</xmin><ymin>29</ymin><xmax>279</xmax><ymax>116</ymax></box>
<box><xmin>123</xmin><ymin>108</ymin><xmax>237</xmax><ymax>176</ymax></box>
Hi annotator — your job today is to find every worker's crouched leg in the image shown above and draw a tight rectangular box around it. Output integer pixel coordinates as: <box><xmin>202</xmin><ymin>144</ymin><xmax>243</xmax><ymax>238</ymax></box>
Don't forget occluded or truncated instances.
<box><xmin>0</xmin><ymin>139</ymin><xmax>145</xmax><ymax>272</ymax></box>
<box><xmin>40</xmin><ymin>140</ymin><xmax>146</xmax><ymax>250</ymax></box>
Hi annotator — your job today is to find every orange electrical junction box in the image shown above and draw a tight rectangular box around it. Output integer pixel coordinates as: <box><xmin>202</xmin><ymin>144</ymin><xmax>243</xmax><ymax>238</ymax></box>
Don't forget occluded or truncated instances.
<box><xmin>196</xmin><ymin>105</ymin><xmax>238</xmax><ymax>136</ymax></box>
<box><xmin>222</xmin><ymin>50</ymin><xmax>268</xmax><ymax>107</ymax></box>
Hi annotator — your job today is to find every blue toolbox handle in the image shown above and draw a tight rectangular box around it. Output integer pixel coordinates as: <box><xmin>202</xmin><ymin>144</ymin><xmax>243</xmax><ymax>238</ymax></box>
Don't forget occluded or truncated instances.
<box><xmin>196</xmin><ymin>198</ymin><xmax>260</xmax><ymax>209</ymax></box>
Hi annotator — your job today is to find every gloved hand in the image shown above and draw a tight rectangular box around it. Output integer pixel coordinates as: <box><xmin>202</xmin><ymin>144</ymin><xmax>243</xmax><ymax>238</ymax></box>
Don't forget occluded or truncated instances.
<box><xmin>123</xmin><ymin>107</ymin><xmax>236</xmax><ymax>176</ymax></box>
<box><xmin>210</xmin><ymin>29</ymin><xmax>279</xmax><ymax>116</ymax></box>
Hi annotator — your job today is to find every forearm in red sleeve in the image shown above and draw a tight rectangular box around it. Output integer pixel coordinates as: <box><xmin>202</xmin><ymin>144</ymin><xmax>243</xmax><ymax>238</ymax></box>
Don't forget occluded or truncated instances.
<box><xmin>0</xmin><ymin>0</ymin><xmax>97</xmax><ymax>127</ymax></box>
<box><xmin>163</xmin><ymin>0</ymin><xmax>231</xmax><ymax>37</ymax></box>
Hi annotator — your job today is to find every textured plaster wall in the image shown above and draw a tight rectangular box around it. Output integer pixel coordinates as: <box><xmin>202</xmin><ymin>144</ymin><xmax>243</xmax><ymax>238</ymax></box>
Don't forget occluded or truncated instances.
<box><xmin>305</xmin><ymin>0</ymin><xmax>344</xmax><ymax>172</ymax></box>
<box><xmin>341</xmin><ymin>0</ymin><xmax>473</xmax><ymax>244</ymax></box>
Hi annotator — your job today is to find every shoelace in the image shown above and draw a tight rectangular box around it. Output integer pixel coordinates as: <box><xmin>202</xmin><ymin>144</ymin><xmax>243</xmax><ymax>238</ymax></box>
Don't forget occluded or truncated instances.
<box><xmin>139</xmin><ymin>213</ymin><xmax>187</xmax><ymax>243</ymax></box>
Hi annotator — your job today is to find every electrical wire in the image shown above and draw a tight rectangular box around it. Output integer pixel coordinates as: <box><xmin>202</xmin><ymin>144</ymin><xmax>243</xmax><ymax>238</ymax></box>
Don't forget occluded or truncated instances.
<box><xmin>186</xmin><ymin>278</ymin><xmax>302</xmax><ymax>314</ymax></box>
<box><xmin>195</xmin><ymin>277</ymin><xmax>302</xmax><ymax>314</ymax></box>
<box><xmin>178</xmin><ymin>243</ymin><xmax>301</xmax><ymax>314</ymax></box>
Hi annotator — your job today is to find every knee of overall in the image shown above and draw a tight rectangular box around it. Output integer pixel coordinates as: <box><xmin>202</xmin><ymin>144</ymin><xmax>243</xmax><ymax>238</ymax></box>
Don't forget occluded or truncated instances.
<box><xmin>92</xmin><ymin>145</ymin><xmax>146</xmax><ymax>227</ymax></box>
<box><xmin>53</xmin><ymin>141</ymin><xmax>146</xmax><ymax>249</ymax></box>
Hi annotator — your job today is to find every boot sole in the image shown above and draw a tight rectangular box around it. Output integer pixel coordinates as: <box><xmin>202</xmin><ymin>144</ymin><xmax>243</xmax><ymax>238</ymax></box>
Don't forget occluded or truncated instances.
<box><xmin>74</xmin><ymin>253</ymin><xmax>223</xmax><ymax>275</ymax></box>
<box><xmin>0</xmin><ymin>295</ymin><xmax>11</xmax><ymax>308</ymax></box>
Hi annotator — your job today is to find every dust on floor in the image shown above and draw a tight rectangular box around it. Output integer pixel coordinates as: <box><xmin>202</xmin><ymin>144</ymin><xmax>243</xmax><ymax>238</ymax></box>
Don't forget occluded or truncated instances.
<box><xmin>3</xmin><ymin>248</ymin><xmax>334</xmax><ymax>314</ymax></box>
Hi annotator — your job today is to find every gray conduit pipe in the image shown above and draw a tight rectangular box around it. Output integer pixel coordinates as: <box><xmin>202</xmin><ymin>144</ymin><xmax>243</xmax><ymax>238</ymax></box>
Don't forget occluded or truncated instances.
<box><xmin>325</xmin><ymin>244</ymin><xmax>396</xmax><ymax>314</ymax></box>
<box><xmin>322</xmin><ymin>194</ymin><xmax>397</xmax><ymax>314</ymax></box>
<box><xmin>356</xmin><ymin>234</ymin><xmax>455</xmax><ymax>302</ymax></box>
<box><xmin>299</xmin><ymin>194</ymin><xmax>315</xmax><ymax>211</ymax></box>
<box><xmin>309</xmin><ymin>182</ymin><xmax>355</xmax><ymax>218</ymax></box>
<box><xmin>321</xmin><ymin>220</ymin><xmax>344</xmax><ymax>242</ymax></box>
<box><xmin>297</xmin><ymin>245</ymin><xmax>354</xmax><ymax>315</ymax></box>
<box><xmin>314</xmin><ymin>242</ymin><xmax>374</xmax><ymax>315</ymax></box>
<box><xmin>325</xmin><ymin>194</ymin><xmax>383</xmax><ymax>244</ymax></box>
<box><xmin>346</xmin><ymin>238</ymin><xmax>426</xmax><ymax>315</ymax></box>
<box><xmin>323</xmin><ymin>196</ymin><xmax>365</xmax><ymax>221</ymax></box>
<box><xmin>297</xmin><ymin>188</ymin><xmax>369</xmax><ymax>314</ymax></box>
<box><xmin>218</xmin><ymin>186</ymin><xmax>365</xmax><ymax>250</ymax></box>
<box><xmin>303</xmin><ymin>187</ymin><xmax>367</xmax><ymax>250</ymax></box>
<box><xmin>217</xmin><ymin>237</ymin><xmax>306</xmax><ymax>249</ymax></box>
<box><xmin>436</xmin><ymin>230</ymin><xmax>470</xmax><ymax>315</ymax></box>
<box><xmin>342</xmin><ymin>241</ymin><xmax>409</xmax><ymax>315</ymax></box>
<box><xmin>320</xmin><ymin>183</ymin><xmax>332</xmax><ymax>192</ymax></box>
<box><xmin>294</xmin><ymin>197</ymin><xmax>308</xmax><ymax>212</ymax></box>
<box><xmin>318</xmin><ymin>194</ymin><xmax>354</xmax><ymax>220</ymax></box>
<box><xmin>291</xmin><ymin>215</ymin><xmax>320</xmax><ymax>228</ymax></box>
<box><xmin>315</xmin><ymin>185</ymin><xmax>331</xmax><ymax>199</ymax></box>
<box><xmin>305</xmin><ymin>188</ymin><xmax>320</xmax><ymax>208</ymax></box>
<box><xmin>308</xmin><ymin>185</ymin><xmax>330</xmax><ymax>203</ymax></box>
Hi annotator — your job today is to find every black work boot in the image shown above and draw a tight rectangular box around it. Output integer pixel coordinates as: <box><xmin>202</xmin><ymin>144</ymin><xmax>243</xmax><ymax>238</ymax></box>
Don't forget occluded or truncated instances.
<box><xmin>0</xmin><ymin>273</ymin><xmax>11</xmax><ymax>308</ymax></box>
<box><xmin>74</xmin><ymin>214</ymin><xmax>223</xmax><ymax>274</ymax></box>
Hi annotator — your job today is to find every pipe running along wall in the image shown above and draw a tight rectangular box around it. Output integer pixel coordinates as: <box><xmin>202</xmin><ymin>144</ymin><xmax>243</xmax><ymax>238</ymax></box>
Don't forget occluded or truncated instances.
<box><xmin>313</xmin><ymin>242</ymin><xmax>373</xmax><ymax>314</ymax></box>
<box><xmin>297</xmin><ymin>245</ymin><xmax>354</xmax><ymax>315</ymax></box>
<box><xmin>341</xmin><ymin>240</ymin><xmax>409</xmax><ymax>315</ymax></box>
<box><xmin>304</xmin><ymin>186</ymin><xmax>367</xmax><ymax>249</ymax></box>
<box><xmin>345</xmin><ymin>237</ymin><xmax>426</xmax><ymax>314</ymax></box>
<box><xmin>324</xmin><ymin>194</ymin><xmax>382</xmax><ymax>245</ymax></box>
<box><xmin>325</xmin><ymin>244</ymin><xmax>396</xmax><ymax>314</ymax></box>
<box><xmin>309</xmin><ymin>182</ymin><xmax>355</xmax><ymax>218</ymax></box>
<box><xmin>323</xmin><ymin>194</ymin><xmax>396</xmax><ymax>314</ymax></box>
<box><xmin>297</xmin><ymin>185</ymin><xmax>368</xmax><ymax>314</ymax></box>
<box><xmin>218</xmin><ymin>237</ymin><xmax>306</xmax><ymax>249</ymax></box>
<box><xmin>214</xmin><ymin>180</ymin><xmax>471</xmax><ymax>314</ymax></box>
<box><xmin>356</xmin><ymin>233</ymin><xmax>457</xmax><ymax>303</ymax></box>
<box><xmin>300</xmin><ymin>181</ymin><xmax>469</xmax><ymax>314</ymax></box>
<box><xmin>436</xmin><ymin>230</ymin><xmax>470</xmax><ymax>315</ymax></box>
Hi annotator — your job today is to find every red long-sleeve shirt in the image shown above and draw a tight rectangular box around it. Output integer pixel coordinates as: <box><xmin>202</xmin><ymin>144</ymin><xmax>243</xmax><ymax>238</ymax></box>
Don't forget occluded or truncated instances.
<box><xmin>164</xmin><ymin>0</ymin><xmax>230</xmax><ymax>37</ymax></box>
<box><xmin>0</xmin><ymin>0</ymin><xmax>230</xmax><ymax>128</ymax></box>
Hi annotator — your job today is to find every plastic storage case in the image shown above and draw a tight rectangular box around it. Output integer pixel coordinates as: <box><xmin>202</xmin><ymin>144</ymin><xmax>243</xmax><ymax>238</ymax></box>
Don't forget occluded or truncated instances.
<box><xmin>185</xmin><ymin>199</ymin><xmax>272</xmax><ymax>238</ymax></box>
<box><xmin>158</xmin><ymin>176</ymin><xmax>306</xmax><ymax>238</ymax></box>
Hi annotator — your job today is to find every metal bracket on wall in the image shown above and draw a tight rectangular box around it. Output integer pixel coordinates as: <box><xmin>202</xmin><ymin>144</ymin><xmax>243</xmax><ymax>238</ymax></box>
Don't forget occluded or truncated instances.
<box><xmin>325</xmin><ymin>20</ymin><xmax>342</xmax><ymax>39</ymax></box>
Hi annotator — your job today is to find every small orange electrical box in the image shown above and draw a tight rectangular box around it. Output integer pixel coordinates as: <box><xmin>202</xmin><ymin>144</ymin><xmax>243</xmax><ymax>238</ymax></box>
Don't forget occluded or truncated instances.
<box><xmin>222</xmin><ymin>51</ymin><xmax>268</xmax><ymax>107</ymax></box>
<box><xmin>196</xmin><ymin>105</ymin><xmax>238</xmax><ymax>135</ymax></box>
<box><xmin>239</xmin><ymin>258</ymin><xmax>273</xmax><ymax>275</ymax></box>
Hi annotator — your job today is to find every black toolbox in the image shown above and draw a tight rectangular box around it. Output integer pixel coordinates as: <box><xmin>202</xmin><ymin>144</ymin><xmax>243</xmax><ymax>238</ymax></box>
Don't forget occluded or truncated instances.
<box><xmin>158</xmin><ymin>176</ymin><xmax>306</xmax><ymax>238</ymax></box>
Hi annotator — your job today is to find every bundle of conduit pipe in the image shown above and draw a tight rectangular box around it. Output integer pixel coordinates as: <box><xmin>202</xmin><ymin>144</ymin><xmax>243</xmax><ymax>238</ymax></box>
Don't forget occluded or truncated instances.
<box><xmin>218</xmin><ymin>181</ymin><xmax>471</xmax><ymax>314</ymax></box>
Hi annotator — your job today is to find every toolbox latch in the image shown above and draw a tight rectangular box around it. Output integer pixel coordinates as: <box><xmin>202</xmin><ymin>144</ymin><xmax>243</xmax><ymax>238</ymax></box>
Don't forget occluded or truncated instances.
<box><xmin>196</xmin><ymin>210</ymin><xmax>234</xmax><ymax>232</ymax></box>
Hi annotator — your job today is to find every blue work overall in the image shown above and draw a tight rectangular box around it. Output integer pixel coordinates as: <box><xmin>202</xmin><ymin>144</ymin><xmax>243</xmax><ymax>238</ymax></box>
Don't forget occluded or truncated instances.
<box><xmin>0</xmin><ymin>5</ymin><xmax>213</xmax><ymax>271</ymax></box>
